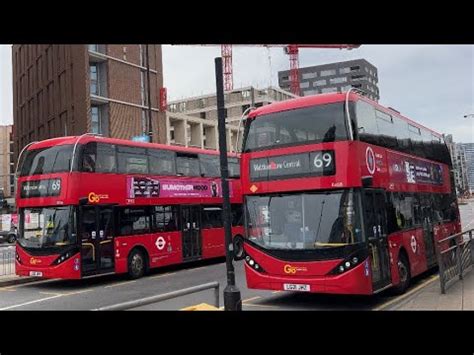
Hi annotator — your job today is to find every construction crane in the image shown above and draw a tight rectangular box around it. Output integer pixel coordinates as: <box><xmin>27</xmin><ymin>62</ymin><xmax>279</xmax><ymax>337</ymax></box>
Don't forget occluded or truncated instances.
<box><xmin>221</xmin><ymin>44</ymin><xmax>360</xmax><ymax>95</ymax></box>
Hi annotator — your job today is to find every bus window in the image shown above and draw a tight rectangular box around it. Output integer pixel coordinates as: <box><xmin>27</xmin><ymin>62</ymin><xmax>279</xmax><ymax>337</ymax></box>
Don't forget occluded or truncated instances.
<box><xmin>201</xmin><ymin>206</ymin><xmax>223</xmax><ymax>229</ymax></box>
<box><xmin>118</xmin><ymin>207</ymin><xmax>151</xmax><ymax>235</ymax></box>
<box><xmin>244</xmin><ymin>102</ymin><xmax>348</xmax><ymax>152</ymax></box>
<box><xmin>21</xmin><ymin>145</ymin><xmax>73</xmax><ymax>176</ymax></box>
<box><xmin>80</xmin><ymin>142</ymin><xmax>117</xmax><ymax>173</ymax></box>
<box><xmin>149</xmin><ymin>149</ymin><xmax>176</xmax><ymax>176</ymax></box>
<box><xmin>199</xmin><ymin>154</ymin><xmax>220</xmax><ymax>177</ymax></box>
<box><xmin>154</xmin><ymin>206</ymin><xmax>178</xmax><ymax>232</ymax></box>
<box><xmin>228</xmin><ymin>158</ymin><xmax>240</xmax><ymax>178</ymax></box>
<box><xmin>117</xmin><ymin>146</ymin><xmax>148</xmax><ymax>174</ymax></box>
<box><xmin>176</xmin><ymin>153</ymin><xmax>200</xmax><ymax>176</ymax></box>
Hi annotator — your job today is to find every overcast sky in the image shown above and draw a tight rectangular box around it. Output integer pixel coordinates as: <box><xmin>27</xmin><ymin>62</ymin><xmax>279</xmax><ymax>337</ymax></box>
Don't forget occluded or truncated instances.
<box><xmin>1</xmin><ymin>45</ymin><xmax>473</xmax><ymax>142</ymax></box>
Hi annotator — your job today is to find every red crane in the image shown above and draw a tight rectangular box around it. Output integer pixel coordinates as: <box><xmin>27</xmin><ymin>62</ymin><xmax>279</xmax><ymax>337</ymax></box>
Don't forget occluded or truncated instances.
<box><xmin>221</xmin><ymin>44</ymin><xmax>360</xmax><ymax>95</ymax></box>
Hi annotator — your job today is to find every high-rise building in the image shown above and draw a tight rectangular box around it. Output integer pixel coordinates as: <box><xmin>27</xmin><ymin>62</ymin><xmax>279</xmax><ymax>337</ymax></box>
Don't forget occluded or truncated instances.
<box><xmin>445</xmin><ymin>134</ymin><xmax>470</xmax><ymax>195</ymax></box>
<box><xmin>12</xmin><ymin>44</ymin><xmax>166</xmax><ymax>159</ymax></box>
<box><xmin>166</xmin><ymin>86</ymin><xmax>296</xmax><ymax>151</ymax></box>
<box><xmin>459</xmin><ymin>143</ymin><xmax>474</xmax><ymax>193</ymax></box>
<box><xmin>0</xmin><ymin>125</ymin><xmax>14</xmax><ymax>198</ymax></box>
<box><xmin>278</xmin><ymin>59</ymin><xmax>379</xmax><ymax>101</ymax></box>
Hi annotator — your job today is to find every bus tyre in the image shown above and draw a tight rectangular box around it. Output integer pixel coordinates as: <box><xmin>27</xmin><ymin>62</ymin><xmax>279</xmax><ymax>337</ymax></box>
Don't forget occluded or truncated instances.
<box><xmin>7</xmin><ymin>234</ymin><xmax>16</xmax><ymax>244</ymax></box>
<box><xmin>128</xmin><ymin>249</ymin><xmax>146</xmax><ymax>279</ymax></box>
<box><xmin>393</xmin><ymin>253</ymin><xmax>410</xmax><ymax>295</ymax></box>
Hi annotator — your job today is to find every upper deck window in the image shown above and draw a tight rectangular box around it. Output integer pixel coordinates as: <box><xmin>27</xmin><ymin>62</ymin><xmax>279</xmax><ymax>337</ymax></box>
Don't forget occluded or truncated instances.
<box><xmin>243</xmin><ymin>102</ymin><xmax>348</xmax><ymax>152</ymax></box>
<box><xmin>20</xmin><ymin>145</ymin><xmax>73</xmax><ymax>176</ymax></box>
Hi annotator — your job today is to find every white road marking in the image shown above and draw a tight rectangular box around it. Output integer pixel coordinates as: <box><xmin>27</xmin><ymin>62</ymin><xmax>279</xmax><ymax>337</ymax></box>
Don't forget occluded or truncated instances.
<box><xmin>0</xmin><ymin>294</ymin><xmax>64</xmax><ymax>310</ymax></box>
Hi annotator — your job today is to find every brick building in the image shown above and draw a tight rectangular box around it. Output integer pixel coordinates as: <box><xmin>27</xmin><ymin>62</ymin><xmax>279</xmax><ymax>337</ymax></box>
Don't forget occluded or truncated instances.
<box><xmin>12</xmin><ymin>44</ymin><xmax>166</xmax><ymax>158</ymax></box>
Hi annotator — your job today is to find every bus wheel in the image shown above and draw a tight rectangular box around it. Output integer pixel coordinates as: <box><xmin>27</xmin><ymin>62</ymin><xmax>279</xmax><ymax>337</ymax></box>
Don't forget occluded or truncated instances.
<box><xmin>393</xmin><ymin>252</ymin><xmax>410</xmax><ymax>295</ymax></box>
<box><xmin>7</xmin><ymin>234</ymin><xmax>16</xmax><ymax>244</ymax></box>
<box><xmin>128</xmin><ymin>249</ymin><xmax>146</xmax><ymax>279</ymax></box>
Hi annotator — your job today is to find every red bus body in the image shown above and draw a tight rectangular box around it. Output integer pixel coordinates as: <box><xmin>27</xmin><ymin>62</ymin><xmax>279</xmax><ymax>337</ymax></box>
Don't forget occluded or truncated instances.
<box><xmin>240</xmin><ymin>92</ymin><xmax>460</xmax><ymax>295</ymax></box>
<box><xmin>16</xmin><ymin>136</ymin><xmax>242</xmax><ymax>280</ymax></box>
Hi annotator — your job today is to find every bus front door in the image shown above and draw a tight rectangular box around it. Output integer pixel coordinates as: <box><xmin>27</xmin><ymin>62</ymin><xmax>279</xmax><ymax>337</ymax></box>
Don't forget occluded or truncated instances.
<box><xmin>80</xmin><ymin>206</ymin><xmax>115</xmax><ymax>276</ymax></box>
<box><xmin>181</xmin><ymin>206</ymin><xmax>202</xmax><ymax>261</ymax></box>
<box><xmin>363</xmin><ymin>190</ymin><xmax>392</xmax><ymax>292</ymax></box>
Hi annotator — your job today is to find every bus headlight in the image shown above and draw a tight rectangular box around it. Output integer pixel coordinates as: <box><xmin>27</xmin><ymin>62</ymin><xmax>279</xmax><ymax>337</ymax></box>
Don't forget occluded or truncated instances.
<box><xmin>328</xmin><ymin>248</ymin><xmax>368</xmax><ymax>275</ymax></box>
<box><xmin>245</xmin><ymin>256</ymin><xmax>265</xmax><ymax>273</ymax></box>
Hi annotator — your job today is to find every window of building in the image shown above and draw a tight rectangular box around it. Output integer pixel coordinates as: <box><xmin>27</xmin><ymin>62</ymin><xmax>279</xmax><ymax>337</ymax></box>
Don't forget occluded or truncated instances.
<box><xmin>281</xmin><ymin>76</ymin><xmax>289</xmax><ymax>81</ymax></box>
<box><xmin>91</xmin><ymin>106</ymin><xmax>101</xmax><ymax>134</ymax></box>
<box><xmin>200</xmin><ymin>112</ymin><xmax>206</xmax><ymax>119</ymax></box>
<box><xmin>118</xmin><ymin>207</ymin><xmax>151</xmax><ymax>236</ymax></box>
<box><xmin>90</xmin><ymin>64</ymin><xmax>99</xmax><ymax>95</ymax></box>
<box><xmin>302</xmin><ymin>72</ymin><xmax>318</xmax><ymax>80</ymax></box>
<box><xmin>321</xmin><ymin>87</ymin><xmax>338</xmax><ymax>93</ymax></box>
<box><xmin>339</xmin><ymin>67</ymin><xmax>351</xmax><ymax>74</ymax></box>
<box><xmin>117</xmin><ymin>146</ymin><xmax>148</xmax><ymax>174</ymax></box>
<box><xmin>313</xmin><ymin>79</ymin><xmax>327</xmax><ymax>86</ymax></box>
<box><xmin>300</xmin><ymin>81</ymin><xmax>310</xmax><ymax>89</ymax></box>
<box><xmin>350</xmin><ymin>66</ymin><xmax>360</xmax><ymax>71</ymax></box>
<box><xmin>351</xmin><ymin>74</ymin><xmax>366</xmax><ymax>81</ymax></box>
<box><xmin>304</xmin><ymin>89</ymin><xmax>318</xmax><ymax>95</ymax></box>
<box><xmin>242</xmin><ymin>104</ymin><xmax>250</xmax><ymax>113</ymax></box>
<box><xmin>320</xmin><ymin>69</ymin><xmax>336</xmax><ymax>77</ymax></box>
<box><xmin>330</xmin><ymin>77</ymin><xmax>347</xmax><ymax>84</ymax></box>
<box><xmin>241</xmin><ymin>90</ymin><xmax>251</xmax><ymax>99</ymax></box>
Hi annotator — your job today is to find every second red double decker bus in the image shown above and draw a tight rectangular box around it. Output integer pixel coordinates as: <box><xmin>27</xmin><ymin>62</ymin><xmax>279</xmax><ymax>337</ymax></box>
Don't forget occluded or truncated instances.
<box><xmin>15</xmin><ymin>135</ymin><xmax>243</xmax><ymax>280</ymax></box>
<box><xmin>238</xmin><ymin>90</ymin><xmax>460</xmax><ymax>295</ymax></box>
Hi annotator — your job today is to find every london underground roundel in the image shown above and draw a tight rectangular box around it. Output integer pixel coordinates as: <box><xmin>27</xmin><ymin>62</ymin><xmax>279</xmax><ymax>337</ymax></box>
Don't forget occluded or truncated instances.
<box><xmin>366</xmin><ymin>147</ymin><xmax>376</xmax><ymax>175</ymax></box>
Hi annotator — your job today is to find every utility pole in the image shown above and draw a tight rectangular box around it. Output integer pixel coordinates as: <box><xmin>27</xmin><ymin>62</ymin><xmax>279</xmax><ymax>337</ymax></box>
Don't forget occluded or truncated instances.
<box><xmin>214</xmin><ymin>57</ymin><xmax>242</xmax><ymax>311</ymax></box>
<box><xmin>146</xmin><ymin>44</ymin><xmax>153</xmax><ymax>143</ymax></box>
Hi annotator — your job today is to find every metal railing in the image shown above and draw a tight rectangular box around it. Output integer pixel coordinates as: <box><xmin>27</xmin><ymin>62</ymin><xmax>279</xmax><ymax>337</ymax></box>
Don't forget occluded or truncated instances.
<box><xmin>436</xmin><ymin>228</ymin><xmax>474</xmax><ymax>294</ymax></box>
<box><xmin>0</xmin><ymin>246</ymin><xmax>15</xmax><ymax>277</ymax></box>
<box><xmin>94</xmin><ymin>281</ymin><xmax>220</xmax><ymax>311</ymax></box>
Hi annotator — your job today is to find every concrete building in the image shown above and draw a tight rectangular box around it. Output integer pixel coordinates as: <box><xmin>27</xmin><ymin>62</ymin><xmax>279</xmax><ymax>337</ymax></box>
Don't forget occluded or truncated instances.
<box><xmin>278</xmin><ymin>59</ymin><xmax>379</xmax><ymax>101</ymax></box>
<box><xmin>0</xmin><ymin>125</ymin><xmax>14</xmax><ymax>199</ymax></box>
<box><xmin>445</xmin><ymin>135</ymin><xmax>470</xmax><ymax>195</ymax></box>
<box><xmin>12</xmin><ymin>44</ymin><xmax>166</xmax><ymax>159</ymax></box>
<box><xmin>459</xmin><ymin>143</ymin><xmax>474</xmax><ymax>194</ymax></box>
<box><xmin>166</xmin><ymin>86</ymin><xmax>296</xmax><ymax>152</ymax></box>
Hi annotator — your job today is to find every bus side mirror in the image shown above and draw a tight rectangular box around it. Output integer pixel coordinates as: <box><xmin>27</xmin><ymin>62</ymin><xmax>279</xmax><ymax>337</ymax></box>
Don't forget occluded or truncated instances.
<box><xmin>362</xmin><ymin>176</ymin><xmax>373</xmax><ymax>187</ymax></box>
<box><xmin>79</xmin><ymin>197</ymin><xmax>89</xmax><ymax>206</ymax></box>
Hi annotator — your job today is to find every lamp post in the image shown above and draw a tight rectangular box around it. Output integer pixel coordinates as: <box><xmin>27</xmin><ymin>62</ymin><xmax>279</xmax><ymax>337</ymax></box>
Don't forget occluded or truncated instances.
<box><xmin>145</xmin><ymin>44</ymin><xmax>153</xmax><ymax>143</ymax></box>
<box><xmin>463</xmin><ymin>113</ymin><xmax>474</xmax><ymax>119</ymax></box>
<box><xmin>214</xmin><ymin>57</ymin><xmax>242</xmax><ymax>311</ymax></box>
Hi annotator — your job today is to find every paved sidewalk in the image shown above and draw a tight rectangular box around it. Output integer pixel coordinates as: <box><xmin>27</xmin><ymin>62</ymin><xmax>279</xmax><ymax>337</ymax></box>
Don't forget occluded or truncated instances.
<box><xmin>0</xmin><ymin>273</ymin><xmax>38</xmax><ymax>287</ymax></box>
<box><xmin>391</xmin><ymin>268</ymin><xmax>474</xmax><ymax>310</ymax></box>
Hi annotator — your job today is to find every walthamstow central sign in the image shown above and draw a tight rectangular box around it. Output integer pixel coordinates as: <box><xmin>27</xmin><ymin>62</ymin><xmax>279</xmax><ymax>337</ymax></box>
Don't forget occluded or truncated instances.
<box><xmin>250</xmin><ymin>150</ymin><xmax>335</xmax><ymax>181</ymax></box>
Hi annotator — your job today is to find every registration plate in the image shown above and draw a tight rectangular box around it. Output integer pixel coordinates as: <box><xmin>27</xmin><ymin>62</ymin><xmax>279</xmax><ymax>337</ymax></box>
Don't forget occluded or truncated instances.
<box><xmin>29</xmin><ymin>271</ymin><xmax>43</xmax><ymax>277</ymax></box>
<box><xmin>283</xmin><ymin>283</ymin><xmax>310</xmax><ymax>292</ymax></box>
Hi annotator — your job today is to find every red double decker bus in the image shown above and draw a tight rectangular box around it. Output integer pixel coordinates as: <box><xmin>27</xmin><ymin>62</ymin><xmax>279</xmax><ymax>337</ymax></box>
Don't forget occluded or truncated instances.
<box><xmin>238</xmin><ymin>91</ymin><xmax>460</xmax><ymax>295</ymax></box>
<box><xmin>15</xmin><ymin>135</ymin><xmax>243</xmax><ymax>280</ymax></box>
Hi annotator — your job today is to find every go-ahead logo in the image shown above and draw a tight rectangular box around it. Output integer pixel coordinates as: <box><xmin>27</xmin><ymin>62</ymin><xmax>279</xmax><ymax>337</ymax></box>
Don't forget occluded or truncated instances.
<box><xmin>284</xmin><ymin>264</ymin><xmax>308</xmax><ymax>274</ymax></box>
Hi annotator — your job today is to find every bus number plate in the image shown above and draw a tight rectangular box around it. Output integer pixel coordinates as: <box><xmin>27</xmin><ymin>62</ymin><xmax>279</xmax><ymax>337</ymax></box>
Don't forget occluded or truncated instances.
<box><xmin>283</xmin><ymin>283</ymin><xmax>310</xmax><ymax>292</ymax></box>
<box><xmin>29</xmin><ymin>271</ymin><xmax>43</xmax><ymax>277</ymax></box>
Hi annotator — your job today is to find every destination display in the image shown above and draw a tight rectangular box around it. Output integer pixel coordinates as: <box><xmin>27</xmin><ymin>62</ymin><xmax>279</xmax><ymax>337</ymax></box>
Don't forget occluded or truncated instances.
<box><xmin>250</xmin><ymin>150</ymin><xmax>335</xmax><ymax>181</ymax></box>
<box><xmin>126</xmin><ymin>177</ymin><xmax>231</xmax><ymax>198</ymax></box>
<box><xmin>20</xmin><ymin>179</ymin><xmax>61</xmax><ymax>198</ymax></box>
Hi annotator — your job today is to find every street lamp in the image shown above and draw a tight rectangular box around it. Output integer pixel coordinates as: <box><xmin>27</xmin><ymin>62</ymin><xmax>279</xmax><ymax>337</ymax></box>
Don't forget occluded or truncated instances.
<box><xmin>464</xmin><ymin>113</ymin><xmax>474</xmax><ymax>119</ymax></box>
<box><xmin>214</xmin><ymin>57</ymin><xmax>242</xmax><ymax>311</ymax></box>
